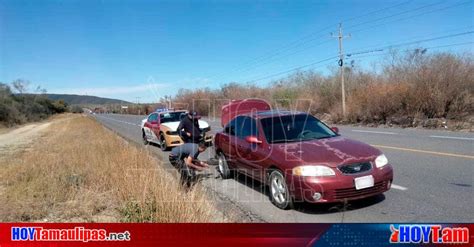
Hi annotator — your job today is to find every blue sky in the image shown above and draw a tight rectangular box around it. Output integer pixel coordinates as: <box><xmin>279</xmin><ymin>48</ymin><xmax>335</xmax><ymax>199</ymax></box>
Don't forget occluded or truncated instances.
<box><xmin>1</xmin><ymin>0</ymin><xmax>472</xmax><ymax>102</ymax></box>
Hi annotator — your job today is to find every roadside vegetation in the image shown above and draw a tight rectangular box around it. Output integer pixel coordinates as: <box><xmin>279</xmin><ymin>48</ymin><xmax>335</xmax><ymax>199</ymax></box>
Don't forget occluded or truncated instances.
<box><xmin>171</xmin><ymin>50</ymin><xmax>473</xmax><ymax>130</ymax></box>
<box><xmin>0</xmin><ymin>115</ymin><xmax>216</xmax><ymax>222</ymax></box>
<box><xmin>0</xmin><ymin>80</ymin><xmax>69</xmax><ymax>127</ymax></box>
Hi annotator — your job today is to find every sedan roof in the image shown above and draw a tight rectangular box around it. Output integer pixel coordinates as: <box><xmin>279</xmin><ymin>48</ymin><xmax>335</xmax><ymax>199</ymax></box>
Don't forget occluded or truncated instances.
<box><xmin>248</xmin><ymin>110</ymin><xmax>307</xmax><ymax>119</ymax></box>
<box><xmin>157</xmin><ymin>110</ymin><xmax>187</xmax><ymax>115</ymax></box>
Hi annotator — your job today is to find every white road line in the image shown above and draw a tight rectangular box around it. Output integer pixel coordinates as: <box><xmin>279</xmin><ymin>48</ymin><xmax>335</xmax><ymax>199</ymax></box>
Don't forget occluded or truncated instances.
<box><xmin>99</xmin><ymin>116</ymin><xmax>139</xmax><ymax>127</ymax></box>
<box><xmin>351</xmin><ymin>130</ymin><xmax>397</xmax><ymax>135</ymax></box>
<box><xmin>430</xmin><ymin>135</ymin><xmax>474</xmax><ymax>141</ymax></box>
<box><xmin>391</xmin><ymin>184</ymin><xmax>408</xmax><ymax>191</ymax></box>
<box><xmin>373</xmin><ymin>144</ymin><xmax>474</xmax><ymax>159</ymax></box>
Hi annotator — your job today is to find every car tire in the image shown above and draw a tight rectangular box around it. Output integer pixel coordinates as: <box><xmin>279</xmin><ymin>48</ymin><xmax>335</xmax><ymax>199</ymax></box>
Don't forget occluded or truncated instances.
<box><xmin>217</xmin><ymin>153</ymin><xmax>232</xmax><ymax>179</ymax></box>
<box><xmin>142</xmin><ymin>130</ymin><xmax>149</xmax><ymax>145</ymax></box>
<box><xmin>268</xmin><ymin>169</ymin><xmax>293</xmax><ymax>210</ymax></box>
<box><xmin>160</xmin><ymin>133</ymin><xmax>169</xmax><ymax>151</ymax></box>
<box><xmin>177</xmin><ymin>159</ymin><xmax>196</xmax><ymax>187</ymax></box>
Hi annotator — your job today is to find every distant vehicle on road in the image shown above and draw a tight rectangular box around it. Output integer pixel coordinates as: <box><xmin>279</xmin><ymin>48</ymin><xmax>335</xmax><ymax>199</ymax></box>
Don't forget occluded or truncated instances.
<box><xmin>214</xmin><ymin>99</ymin><xmax>393</xmax><ymax>209</ymax></box>
<box><xmin>141</xmin><ymin>109</ymin><xmax>212</xmax><ymax>151</ymax></box>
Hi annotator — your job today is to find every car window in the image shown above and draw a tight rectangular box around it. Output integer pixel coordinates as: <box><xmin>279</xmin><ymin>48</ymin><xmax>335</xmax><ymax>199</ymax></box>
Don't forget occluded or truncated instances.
<box><xmin>148</xmin><ymin>113</ymin><xmax>158</xmax><ymax>122</ymax></box>
<box><xmin>238</xmin><ymin>117</ymin><xmax>258</xmax><ymax>139</ymax></box>
<box><xmin>160</xmin><ymin>112</ymin><xmax>186</xmax><ymax>123</ymax></box>
<box><xmin>224</xmin><ymin>119</ymin><xmax>233</xmax><ymax>135</ymax></box>
<box><xmin>260</xmin><ymin>114</ymin><xmax>336</xmax><ymax>143</ymax></box>
<box><xmin>233</xmin><ymin>116</ymin><xmax>245</xmax><ymax>137</ymax></box>
<box><xmin>224</xmin><ymin>116</ymin><xmax>242</xmax><ymax>136</ymax></box>
<box><xmin>179</xmin><ymin>112</ymin><xmax>187</xmax><ymax>121</ymax></box>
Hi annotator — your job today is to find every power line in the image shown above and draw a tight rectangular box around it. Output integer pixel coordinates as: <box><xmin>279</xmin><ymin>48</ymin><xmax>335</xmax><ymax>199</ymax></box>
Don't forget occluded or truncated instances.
<box><xmin>248</xmin><ymin>0</ymin><xmax>467</xmax><ymax>74</ymax></box>
<box><xmin>348</xmin><ymin>41</ymin><xmax>474</xmax><ymax>60</ymax></box>
<box><xmin>347</xmin><ymin>25</ymin><xmax>474</xmax><ymax>55</ymax></box>
<box><xmin>264</xmin><ymin>0</ymin><xmax>411</xmax><ymax>57</ymax></box>
<box><xmin>246</xmin><ymin>56</ymin><xmax>339</xmax><ymax>83</ymax></box>
<box><xmin>240</xmin><ymin>0</ymin><xmax>411</xmax><ymax>70</ymax></box>
<box><xmin>346</xmin><ymin>31</ymin><xmax>474</xmax><ymax>56</ymax></box>
<box><xmin>208</xmin><ymin>1</ymin><xmax>413</xmax><ymax>82</ymax></box>
<box><xmin>342</xmin><ymin>0</ymin><xmax>413</xmax><ymax>23</ymax></box>
<box><xmin>349</xmin><ymin>1</ymin><xmax>472</xmax><ymax>34</ymax></box>
<box><xmin>217</xmin><ymin>2</ymin><xmax>472</xmax><ymax>85</ymax></box>
<box><xmin>241</xmin><ymin>31</ymin><xmax>473</xmax><ymax>84</ymax></box>
<box><xmin>209</xmin><ymin>26</ymin><xmax>334</xmax><ymax>82</ymax></box>
<box><xmin>342</xmin><ymin>42</ymin><xmax>474</xmax><ymax>72</ymax></box>
<box><xmin>248</xmin><ymin>41</ymin><xmax>473</xmax><ymax>84</ymax></box>
<box><xmin>212</xmin><ymin>39</ymin><xmax>333</xmax><ymax>83</ymax></box>
<box><xmin>345</xmin><ymin>1</ymin><xmax>445</xmax><ymax>30</ymax></box>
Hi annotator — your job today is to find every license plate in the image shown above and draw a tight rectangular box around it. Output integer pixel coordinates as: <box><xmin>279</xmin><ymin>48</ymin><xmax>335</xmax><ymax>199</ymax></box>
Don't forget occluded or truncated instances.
<box><xmin>354</xmin><ymin>175</ymin><xmax>374</xmax><ymax>190</ymax></box>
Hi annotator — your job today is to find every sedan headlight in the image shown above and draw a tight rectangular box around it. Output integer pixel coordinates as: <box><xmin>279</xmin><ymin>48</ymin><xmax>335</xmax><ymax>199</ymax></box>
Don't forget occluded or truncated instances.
<box><xmin>375</xmin><ymin>154</ymin><xmax>388</xmax><ymax>168</ymax></box>
<box><xmin>293</xmin><ymin>165</ymin><xmax>335</xmax><ymax>177</ymax></box>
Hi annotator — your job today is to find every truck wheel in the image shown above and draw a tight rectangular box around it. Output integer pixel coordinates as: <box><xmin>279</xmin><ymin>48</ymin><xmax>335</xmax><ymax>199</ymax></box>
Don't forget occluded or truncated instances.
<box><xmin>268</xmin><ymin>169</ymin><xmax>293</xmax><ymax>210</ymax></box>
<box><xmin>217</xmin><ymin>153</ymin><xmax>232</xmax><ymax>179</ymax></box>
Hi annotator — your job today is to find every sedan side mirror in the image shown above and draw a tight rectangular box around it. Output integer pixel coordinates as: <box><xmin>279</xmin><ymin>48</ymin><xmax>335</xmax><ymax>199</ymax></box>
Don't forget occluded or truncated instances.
<box><xmin>331</xmin><ymin>127</ymin><xmax>339</xmax><ymax>134</ymax></box>
<box><xmin>245</xmin><ymin>135</ymin><xmax>262</xmax><ymax>144</ymax></box>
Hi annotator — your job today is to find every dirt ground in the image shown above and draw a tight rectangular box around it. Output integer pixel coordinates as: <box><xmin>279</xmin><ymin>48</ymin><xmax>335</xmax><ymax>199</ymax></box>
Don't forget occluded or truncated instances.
<box><xmin>0</xmin><ymin>122</ymin><xmax>51</xmax><ymax>159</ymax></box>
<box><xmin>0</xmin><ymin>117</ymin><xmax>58</xmax><ymax>215</ymax></box>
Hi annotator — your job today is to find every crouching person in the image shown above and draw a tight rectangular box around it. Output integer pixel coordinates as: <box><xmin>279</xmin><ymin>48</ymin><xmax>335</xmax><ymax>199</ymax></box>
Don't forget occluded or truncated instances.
<box><xmin>168</xmin><ymin>142</ymin><xmax>209</xmax><ymax>186</ymax></box>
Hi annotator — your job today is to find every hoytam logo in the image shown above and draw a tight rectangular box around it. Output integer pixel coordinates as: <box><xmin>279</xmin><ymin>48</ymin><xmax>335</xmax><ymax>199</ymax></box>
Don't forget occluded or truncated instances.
<box><xmin>390</xmin><ymin>224</ymin><xmax>469</xmax><ymax>244</ymax></box>
<box><xmin>11</xmin><ymin>227</ymin><xmax>131</xmax><ymax>242</ymax></box>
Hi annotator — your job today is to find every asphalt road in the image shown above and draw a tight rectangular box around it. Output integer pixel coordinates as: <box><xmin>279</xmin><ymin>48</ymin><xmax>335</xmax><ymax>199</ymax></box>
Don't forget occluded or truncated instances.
<box><xmin>93</xmin><ymin>113</ymin><xmax>473</xmax><ymax>222</ymax></box>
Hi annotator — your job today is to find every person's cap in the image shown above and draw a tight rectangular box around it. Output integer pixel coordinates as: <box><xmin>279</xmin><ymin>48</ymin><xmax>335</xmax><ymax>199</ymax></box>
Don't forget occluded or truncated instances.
<box><xmin>188</xmin><ymin>111</ymin><xmax>201</xmax><ymax>119</ymax></box>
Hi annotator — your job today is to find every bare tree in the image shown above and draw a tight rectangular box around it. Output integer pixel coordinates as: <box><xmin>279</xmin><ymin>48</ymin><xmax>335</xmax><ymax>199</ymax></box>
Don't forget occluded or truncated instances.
<box><xmin>11</xmin><ymin>79</ymin><xmax>30</xmax><ymax>94</ymax></box>
<box><xmin>35</xmin><ymin>85</ymin><xmax>47</xmax><ymax>94</ymax></box>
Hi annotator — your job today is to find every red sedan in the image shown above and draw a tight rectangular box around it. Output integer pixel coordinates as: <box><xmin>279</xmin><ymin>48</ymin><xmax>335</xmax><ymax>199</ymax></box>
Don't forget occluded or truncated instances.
<box><xmin>214</xmin><ymin>99</ymin><xmax>394</xmax><ymax>209</ymax></box>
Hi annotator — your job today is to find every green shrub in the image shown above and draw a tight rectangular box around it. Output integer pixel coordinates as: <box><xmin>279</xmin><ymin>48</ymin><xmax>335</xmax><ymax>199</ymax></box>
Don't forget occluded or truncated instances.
<box><xmin>71</xmin><ymin>105</ymin><xmax>84</xmax><ymax>114</ymax></box>
<box><xmin>0</xmin><ymin>82</ymin><xmax>69</xmax><ymax>127</ymax></box>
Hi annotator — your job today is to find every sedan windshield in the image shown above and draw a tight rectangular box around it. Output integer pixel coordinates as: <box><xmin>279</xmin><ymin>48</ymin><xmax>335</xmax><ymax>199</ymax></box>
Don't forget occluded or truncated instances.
<box><xmin>260</xmin><ymin>114</ymin><xmax>337</xmax><ymax>143</ymax></box>
<box><xmin>160</xmin><ymin>112</ymin><xmax>186</xmax><ymax>123</ymax></box>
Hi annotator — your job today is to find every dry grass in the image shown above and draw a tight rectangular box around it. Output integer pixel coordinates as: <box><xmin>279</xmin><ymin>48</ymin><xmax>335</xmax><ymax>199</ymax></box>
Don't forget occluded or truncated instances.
<box><xmin>0</xmin><ymin>114</ymin><xmax>217</xmax><ymax>222</ymax></box>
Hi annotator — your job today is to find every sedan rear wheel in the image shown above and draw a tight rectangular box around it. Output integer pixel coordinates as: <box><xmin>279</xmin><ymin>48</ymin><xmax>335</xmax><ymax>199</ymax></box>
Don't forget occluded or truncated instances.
<box><xmin>269</xmin><ymin>169</ymin><xmax>293</xmax><ymax>210</ymax></box>
<box><xmin>142</xmin><ymin>130</ymin><xmax>149</xmax><ymax>145</ymax></box>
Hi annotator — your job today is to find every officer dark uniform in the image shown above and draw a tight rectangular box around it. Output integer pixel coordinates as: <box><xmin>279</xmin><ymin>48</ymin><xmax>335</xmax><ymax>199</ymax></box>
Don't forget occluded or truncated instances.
<box><xmin>177</xmin><ymin>111</ymin><xmax>202</xmax><ymax>143</ymax></box>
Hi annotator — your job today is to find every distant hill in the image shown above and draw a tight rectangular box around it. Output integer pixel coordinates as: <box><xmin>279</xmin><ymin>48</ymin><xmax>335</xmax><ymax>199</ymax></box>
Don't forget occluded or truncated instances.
<box><xmin>43</xmin><ymin>94</ymin><xmax>131</xmax><ymax>105</ymax></box>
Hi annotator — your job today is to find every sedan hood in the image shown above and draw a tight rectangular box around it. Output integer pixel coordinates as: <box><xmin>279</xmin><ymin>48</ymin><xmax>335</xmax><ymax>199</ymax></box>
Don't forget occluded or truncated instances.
<box><xmin>275</xmin><ymin>136</ymin><xmax>381</xmax><ymax>167</ymax></box>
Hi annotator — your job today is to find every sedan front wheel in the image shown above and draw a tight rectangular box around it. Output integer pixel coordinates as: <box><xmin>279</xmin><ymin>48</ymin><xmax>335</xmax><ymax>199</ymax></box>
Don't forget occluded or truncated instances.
<box><xmin>268</xmin><ymin>169</ymin><xmax>293</xmax><ymax>210</ymax></box>
<box><xmin>217</xmin><ymin>153</ymin><xmax>232</xmax><ymax>179</ymax></box>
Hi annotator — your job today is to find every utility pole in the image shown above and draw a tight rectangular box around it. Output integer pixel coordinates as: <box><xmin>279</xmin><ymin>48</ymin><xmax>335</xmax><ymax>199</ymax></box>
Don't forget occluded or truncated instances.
<box><xmin>136</xmin><ymin>97</ymin><xmax>141</xmax><ymax>115</ymax></box>
<box><xmin>163</xmin><ymin>95</ymin><xmax>172</xmax><ymax>109</ymax></box>
<box><xmin>332</xmin><ymin>23</ymin><xmax>351</xmax><ymax>118</ymax></box>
